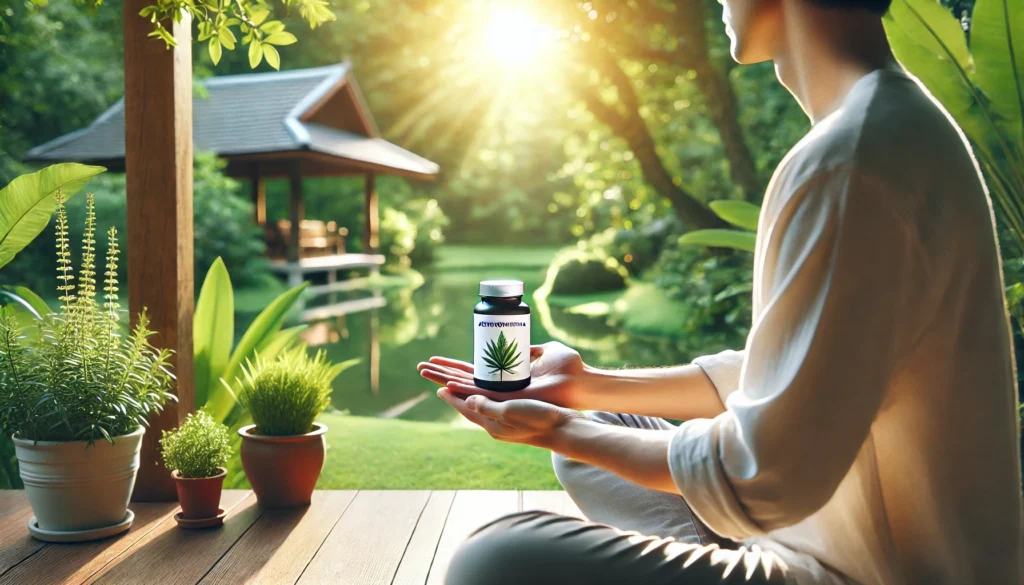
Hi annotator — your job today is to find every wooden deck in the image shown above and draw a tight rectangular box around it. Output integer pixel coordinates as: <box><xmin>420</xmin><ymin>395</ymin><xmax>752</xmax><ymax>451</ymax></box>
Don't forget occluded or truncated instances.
<box><xmin>0</xmin><ymin>490</ymin><xmax>582</xmax><ymax>585</ymax></box>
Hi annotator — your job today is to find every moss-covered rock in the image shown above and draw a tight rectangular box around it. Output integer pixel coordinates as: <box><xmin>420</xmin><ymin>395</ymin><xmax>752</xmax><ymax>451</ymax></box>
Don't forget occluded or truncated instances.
<box><xmin>544</xmin><ymin>249</ymin><xmax>628</xmax><ymax>296</ymax></box>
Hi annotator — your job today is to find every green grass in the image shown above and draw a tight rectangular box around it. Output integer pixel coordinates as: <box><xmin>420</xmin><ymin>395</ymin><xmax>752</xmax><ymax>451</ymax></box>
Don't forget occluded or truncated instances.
<box><xmin>432</xmin><ymin>245</ymin><xmax>560</xmax><ymax>271</ymax></box>
<box><xmin>313</xmin><ymin>414</ymin><xmax>560</xmax><ymax>489</ymax></box>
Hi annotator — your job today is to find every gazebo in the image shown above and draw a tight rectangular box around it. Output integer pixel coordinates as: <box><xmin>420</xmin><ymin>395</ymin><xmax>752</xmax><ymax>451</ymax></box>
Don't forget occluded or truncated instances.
<box><xmin>25</xmin><ymin>62</ymin><xmax>440</xmax><ymax>285</ymax></box>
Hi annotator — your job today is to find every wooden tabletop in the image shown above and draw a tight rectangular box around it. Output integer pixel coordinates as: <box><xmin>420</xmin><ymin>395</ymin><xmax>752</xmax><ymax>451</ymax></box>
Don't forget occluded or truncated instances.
<box><xmin>0</xmin><ymin>490</ymin><xmax>581</xmax><ymax>585</ymax></box>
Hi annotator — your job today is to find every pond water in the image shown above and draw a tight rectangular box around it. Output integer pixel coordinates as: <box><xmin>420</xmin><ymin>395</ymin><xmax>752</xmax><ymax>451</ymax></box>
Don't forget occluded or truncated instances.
<box><xmin>296</xmin><ymin>263</ymin><xmax>697</xmax><ymax>424</ymax></box>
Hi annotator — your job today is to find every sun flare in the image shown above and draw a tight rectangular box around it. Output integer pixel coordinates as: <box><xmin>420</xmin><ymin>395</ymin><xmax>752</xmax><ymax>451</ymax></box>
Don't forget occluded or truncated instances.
<box><xmin>484</xmin><ymin>7</ymin><xmax>552</xmax><ymax>67</ymax></box>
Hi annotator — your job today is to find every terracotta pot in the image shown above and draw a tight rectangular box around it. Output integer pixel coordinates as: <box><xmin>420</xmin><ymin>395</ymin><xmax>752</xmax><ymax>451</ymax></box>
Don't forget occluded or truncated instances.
<box><xmin>172</xmin><ymin>468</ymin><xmax>226</xmax><ymax>520</ymax></box>
<box><xmin>14</xmin><ymin>427</ymin><xmax>144</xmax><ymax>532</ymax></box>
<box><xmin>238</xmin><ymin>423</ymin><xmax>326</xmax><ymax>508</ymax></box>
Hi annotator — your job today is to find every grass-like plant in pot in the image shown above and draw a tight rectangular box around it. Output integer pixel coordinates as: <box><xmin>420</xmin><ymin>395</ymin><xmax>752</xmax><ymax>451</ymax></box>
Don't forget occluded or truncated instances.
<box><xmin>0</xmin><ymin>194</ymin><xmax>174</xmax><ymax>540</ymax></box>
<box><xmin>160</xmin><ymin>411</ymin><xmax>232</xmax><ymax>526</ymax></box>
<box><xmin>233</xmin><ymin>346</ymin><xmax>354</xmax><ymax>508</ymax></box>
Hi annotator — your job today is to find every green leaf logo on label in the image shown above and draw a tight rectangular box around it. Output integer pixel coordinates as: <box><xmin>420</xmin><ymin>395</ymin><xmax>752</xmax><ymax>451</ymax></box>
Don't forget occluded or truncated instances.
<box><xmin>482</xmin><ymin>330</ymin><xmax>523</xmax><ymax>381</ymax></box>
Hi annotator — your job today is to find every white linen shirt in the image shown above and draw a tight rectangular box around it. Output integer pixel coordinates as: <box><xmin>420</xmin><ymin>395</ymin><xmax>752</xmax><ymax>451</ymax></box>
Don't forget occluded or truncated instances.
<box><xmin>669</xmin><ymin>70</ymin><xmax>1024</xmax><ymax>585</ymax></box>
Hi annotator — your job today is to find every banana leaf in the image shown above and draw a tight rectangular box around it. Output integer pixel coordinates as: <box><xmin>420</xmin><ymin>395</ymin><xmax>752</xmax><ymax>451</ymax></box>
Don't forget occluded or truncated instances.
<box><xmin>0</xmin><ymin>163</ymin><xmax>105</xmax><ymax>269</ymax></box>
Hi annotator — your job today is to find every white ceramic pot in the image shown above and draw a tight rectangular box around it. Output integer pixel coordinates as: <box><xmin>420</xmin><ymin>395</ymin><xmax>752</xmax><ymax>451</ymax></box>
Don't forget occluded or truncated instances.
<box><xmin>14</xmin><ymin>427</ymin><xmax>144</xmax><ymax>532</ymax></box>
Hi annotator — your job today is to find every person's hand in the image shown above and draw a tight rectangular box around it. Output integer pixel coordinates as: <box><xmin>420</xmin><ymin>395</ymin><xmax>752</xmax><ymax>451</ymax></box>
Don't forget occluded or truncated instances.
<box><xmin>437</xmin><ymin>389</ymin><xmax>584</xmax><ymax>450</ymax></box>
<box><xmin>417</xmin><ymin>342</ymin><xmax>591</xmax><ymax>409</ymax></box>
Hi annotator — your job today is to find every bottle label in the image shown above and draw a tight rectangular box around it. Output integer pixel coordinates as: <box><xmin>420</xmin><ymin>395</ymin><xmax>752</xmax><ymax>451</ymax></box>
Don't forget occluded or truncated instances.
<box><xmin>474</xmin><ymin>314</ymin><xmax>531</xmax><ymax>382</ymax></box>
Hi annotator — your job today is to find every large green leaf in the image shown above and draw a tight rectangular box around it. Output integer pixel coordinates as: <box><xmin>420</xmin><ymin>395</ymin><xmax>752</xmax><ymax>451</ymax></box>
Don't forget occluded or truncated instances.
<box><xmin>709</xmin><ymin>200</ymin><xmax>760</xmax><ymax>231</ymax></box>
<box><xmin>679</xmin><ymin>229</ymin><xmax>757</xmax><ymax>253</ymax></box>
<box><xmin>204</xmin><ymin>282</ymin><xmax>308</xmax><ymax>422</ymax></box>
<box><xmin>193</xmin><ymin>258</ymin><xmax>234</xmax><ymax>409</ymax></box>
<box><xmin>884</xmin><ymin>0</ymin><xmax>982</xmax><ymax>141</ymax></box>
<box><xmin>0</xmin><ymin>163</ymin><xmax>106</xmax><ymax>268</ymax></box>
<box><xmin>0</xmin><ymin>286</ymin><xmax>51</xmax><ymax>319</ymax></box>
<box><xmin>971</xmin><ymin>0</ymin><xmax>1024</xmax><ymax>153</ymax></box>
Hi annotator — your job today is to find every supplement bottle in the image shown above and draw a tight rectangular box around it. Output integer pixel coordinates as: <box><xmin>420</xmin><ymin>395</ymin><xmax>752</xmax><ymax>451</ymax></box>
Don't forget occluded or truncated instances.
<box><xmin>474</xmin><ymin>280</ymin><xmax>531</xmax><ymax>391</ymax></box>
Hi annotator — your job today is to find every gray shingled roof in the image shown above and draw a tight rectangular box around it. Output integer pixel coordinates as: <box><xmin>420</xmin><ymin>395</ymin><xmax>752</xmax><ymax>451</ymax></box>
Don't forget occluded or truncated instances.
<box><xmin>24</xmin><ymin>63</ymin><xmax>439</xmax><ymax>178</ymax></box>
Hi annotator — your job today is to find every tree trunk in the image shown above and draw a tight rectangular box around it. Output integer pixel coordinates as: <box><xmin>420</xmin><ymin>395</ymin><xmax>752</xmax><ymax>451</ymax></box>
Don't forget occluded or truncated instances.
<box><xmin>572</xmin><ymin>49</ymin><xmax>726</xmax><ymax>230</ymax></box>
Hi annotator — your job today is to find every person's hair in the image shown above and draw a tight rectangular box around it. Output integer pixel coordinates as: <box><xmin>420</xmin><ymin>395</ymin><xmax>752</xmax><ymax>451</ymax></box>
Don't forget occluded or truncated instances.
<box><xmin>805</xmin><ymin>0</ymin><xmax>892</xmax><ymax>15</ymax></box>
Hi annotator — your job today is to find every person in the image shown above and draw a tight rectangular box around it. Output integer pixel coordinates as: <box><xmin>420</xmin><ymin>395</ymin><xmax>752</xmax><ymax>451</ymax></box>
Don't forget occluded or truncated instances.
<box><xmin>417</xmin><ymin>0</ymin><xmax>1024</xmax><ymax>581</ymax></box>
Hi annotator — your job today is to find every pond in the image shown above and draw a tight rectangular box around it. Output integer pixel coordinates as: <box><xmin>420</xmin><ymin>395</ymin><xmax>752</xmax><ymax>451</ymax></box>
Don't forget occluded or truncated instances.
<box><xmin>296</xmin><ymin>256</ymin><xmax>697</xmax><ymax>424</ymax></box>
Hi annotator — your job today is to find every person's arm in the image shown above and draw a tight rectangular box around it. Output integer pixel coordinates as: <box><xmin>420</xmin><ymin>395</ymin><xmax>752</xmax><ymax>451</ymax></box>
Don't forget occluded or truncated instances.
<box><xmin>440</xmin><ymin>166</ymin><xmax>923</xmax><ymax>536</ymax></box>
<box><xmin>420</xmin><ymin>345</ymin><xmax>740</xmax><ymax>421</ymax></box>
<box><xmin>667</xmin><ymin>167</ymin><xmax>923</xmax><ymax>539</ymax></box>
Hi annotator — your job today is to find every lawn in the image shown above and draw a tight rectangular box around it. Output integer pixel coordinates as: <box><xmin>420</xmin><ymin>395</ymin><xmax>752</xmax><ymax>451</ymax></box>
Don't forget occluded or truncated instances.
<box><xmin>316</xmin><ymin>414</ymin><xmax>560</xmax><ymax>489</ymax></box>
<box><xmin>227</xmin><ymin>413</ymin><xmax>561</xmax><ymax>490</ymax></box>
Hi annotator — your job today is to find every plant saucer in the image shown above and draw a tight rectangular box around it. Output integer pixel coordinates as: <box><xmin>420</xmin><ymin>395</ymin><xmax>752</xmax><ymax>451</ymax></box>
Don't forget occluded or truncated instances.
<box><xmin>28</xmin><ymin>510</ymin><xmax>134</xmax><ymax>543</ymax></box>
<box><xmin>174</xmin><ymin>508</ymin><xmax>226</xmax><ymax>529</ymax></box>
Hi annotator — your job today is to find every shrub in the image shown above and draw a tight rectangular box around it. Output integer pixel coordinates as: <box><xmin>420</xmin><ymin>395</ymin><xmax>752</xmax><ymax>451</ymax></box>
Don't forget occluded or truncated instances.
<box><xmin>160</xmin><ymin>411</ymin><xmax>232</xmax><ymax>478</ymax></box>
<box><xmin>379</xmin><ymin>198</ymin><xmax>450</xmax><ymax>268</ymax></box>
<box><xmin>234</xmin><ymin>346</ymin><xmax>355</xmax><ymax>436</ymax></box>
<box><xmin>406</xmin><ymin>199</ymin><xmax>450</xmax><ymax>265</ymax></box>
<box><xmin>379</xmin><ymin>208</ymin><xmax>418</xmax><ymax>268</ymax></box>
<box><xmin>648</xmin><ymin>237</ymin><xmax>752</xmax><ymax>349</ymax></box>
<box><xmin>0</xmin><ymin>194</ymin><xmax>174</xmax><ymax>444</ymax></box>
<box><xmin>544</xmin><ymin>248</ymin><xmax>628</xmax><ymax>296</ymax></box>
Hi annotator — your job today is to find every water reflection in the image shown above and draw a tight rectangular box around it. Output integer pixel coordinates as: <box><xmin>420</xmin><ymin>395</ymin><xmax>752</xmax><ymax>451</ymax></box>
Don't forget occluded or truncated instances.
<box><xmin>296</xmin><ymin>267</ymin><xmax>700</xmax><ymax>423</ymax></box>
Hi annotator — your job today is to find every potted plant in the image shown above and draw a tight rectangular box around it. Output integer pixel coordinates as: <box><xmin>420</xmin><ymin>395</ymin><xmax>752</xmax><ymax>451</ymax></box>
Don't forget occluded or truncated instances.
<box><xmin>233</xmin><ymin>346</ymin><xmax>353</xmax><ymax>508</ymax></box>
<box><xmin>0</xmin><ymin>194</ymin><xmax>174</xmax><ymax>542</ymax></box>
<box><xmin>160</xmin><ymin>411</ymin><xmax>232</xmax><ymax>528</ymax></box>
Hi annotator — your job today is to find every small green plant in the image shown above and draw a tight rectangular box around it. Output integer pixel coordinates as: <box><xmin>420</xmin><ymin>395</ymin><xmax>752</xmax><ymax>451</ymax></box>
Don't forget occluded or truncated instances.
<box><xmin>483</xmin><ymin>331</ymin><xmax>523</xmax><ymax>381</ymax></box>
<box><xmin>233</xmin><ymin>347</ymin><xmax>355</xmax><ymax>437</ymax></box>
<box><xmin>160</xmin><ymin>411</ymin><xmax>232</xmax><ymax>478</ymax></box>
<box><xmin>0</xmin><ymin>194</ymin><xmax>174</xmax><ymax>444</ymax></box>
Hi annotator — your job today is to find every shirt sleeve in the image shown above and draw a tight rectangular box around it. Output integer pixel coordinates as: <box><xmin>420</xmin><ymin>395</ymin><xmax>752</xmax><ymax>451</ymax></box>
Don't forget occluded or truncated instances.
<box><xmin>692</xmin><ymin>350</ymin><xmax>746</xmax><ymax>405</ymax></box>
<box><xmin>668</xmin><ymin>166</ymin><xmax>921</xmax><ymax>539</ymax></box>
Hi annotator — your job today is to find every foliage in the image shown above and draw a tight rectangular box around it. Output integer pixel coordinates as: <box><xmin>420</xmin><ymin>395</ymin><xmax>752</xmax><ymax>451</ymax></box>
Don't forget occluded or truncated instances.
<box><xmin>0</xmin><ymin>194</ymin><xmax>174</xmax><ymax>443</ymax></box>
<box><xmin>193</xmin><ymin>257</ymin><xmax>308</xmax><ymax>428</ymax></box>
<box><xmin>649</xmin><ymin>238</ymin><xmax>753</xmax><ymax>347</ymax></box>
<box><xmin>582</xmin><ymin>218</ymin><xmax>680</xmax><ymax>276</ymax></box>
<box><xmin>378</xmin><ymin>198</ymin><xmax>450</xmax><ymax>267</ymax></box>
<box><xmin>482</xmin><ymin>331</ymin><xmax>523</xmax><ymax>381</ymax></box>
<box><xmin>885</xmin><ymin>0</ymin><xmax>1024</xmax><ymax>255</ymax></box>
<box><xmin>544</xmin><ymin>248</ymin><xmax>628</xmax><ymax>296</ymax></box>
<box><xmin>0</xmin><ymin>0</ymin><xmax>124</xmax><ymax>186</ymax></box>
<box><xmin>379</xmin><ymin>207</ymin><xmax>417</xmax><ymax>266</ymax></box>
<box><xmin>1</xmin><ymin>155</ymin><xmax>268</xmax><ymax>291</ymax></box>
<box><xmin>678</xmin><ymin>200</ymin><xmax>759</xmax><ymax>252</ymax></box>
<box><xmin>137</xmin><ymin>0</ymin><xmax>332</xmax><ymax>70</ymax></box>
<box><xmin>233</xmin><ymin>346</ymin><xmax>355</xmax><ymax>436</ymax></box>
<box><xmin>405</xmin><ymin>199</ymin><xmax>450</xmax><ymax>265</ymax></box>
<box><xmin>160</xmin><ymin>410</ymin><xmax>232</xmax><ymax>478</ymax></box>
<box><xmin>0</xmin><ymin>163</ymin><xmax>106</xmax><ymax>269</ymax></box>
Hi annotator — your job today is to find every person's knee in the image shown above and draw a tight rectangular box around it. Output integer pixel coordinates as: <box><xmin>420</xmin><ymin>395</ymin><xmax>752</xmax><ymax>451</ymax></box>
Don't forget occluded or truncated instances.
<box><xmin>444</xmin><ymin>512</ymin><xmax>579</xmax><ymax>585</ymax></box>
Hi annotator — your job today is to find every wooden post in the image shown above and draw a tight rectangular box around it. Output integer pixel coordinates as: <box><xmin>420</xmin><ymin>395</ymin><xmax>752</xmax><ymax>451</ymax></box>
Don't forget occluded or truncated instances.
<box><xmin>287</xmin><ymin>162</ymin><xmax>305</xmax><ymax>287</ymax></box>
<box><xmin>288</xmin><ymin>161</ymin><xmax>304</xmax><ymax>262</ymax></box>
<box><xmin>123</xmin><ymin>0</ymin><xmax>194</xmax><ymax>501</ymax></box>
<box><xmin>251</xmin><ymin>165</ymin><xmax>266</xmax><ymax>226</ymax></box>
<box><xmin>364</xmin><ymin>173</ymin><xmax>378</xmax><ymax>253</ymax></box>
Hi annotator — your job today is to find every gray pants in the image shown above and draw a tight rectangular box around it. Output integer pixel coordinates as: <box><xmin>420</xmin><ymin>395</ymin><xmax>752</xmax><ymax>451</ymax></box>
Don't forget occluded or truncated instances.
<box><xmin>445</xmin><ymin>412</ymin><xmax>788</xmax><ymax>585</ymax></box>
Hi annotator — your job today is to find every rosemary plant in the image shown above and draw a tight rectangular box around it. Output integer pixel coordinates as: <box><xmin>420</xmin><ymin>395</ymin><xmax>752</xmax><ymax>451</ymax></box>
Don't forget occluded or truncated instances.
<box><xmin>160</xmin><ymin>411</ymin><xmax>231</xmax><ymax>478</ymax></box>
<box><xmin>0</xmin><ymin>194</ymin><xmax>175</xmax><ymax>444</ymax></box>
<box><xmin>234</xmin><ymin>346</ymin><xmax>351</xmax><ymax>436</ymax></box>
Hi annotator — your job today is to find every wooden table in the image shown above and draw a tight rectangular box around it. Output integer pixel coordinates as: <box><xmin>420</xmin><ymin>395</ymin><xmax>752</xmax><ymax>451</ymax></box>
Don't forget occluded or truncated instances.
<box><xmin>0</xmin><ymin>490</ymin><xmax>582</xmax><ymax>585</ymax></box>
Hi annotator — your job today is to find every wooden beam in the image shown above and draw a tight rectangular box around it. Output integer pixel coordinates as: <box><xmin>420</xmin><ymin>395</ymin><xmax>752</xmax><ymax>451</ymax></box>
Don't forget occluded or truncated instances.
<box><xmin>123</xmin><ymin>0</ymin><xmax>194</xmax><ymax>501</ymax></box>
<box><xmin>251</xmin><ymin>164</ymin><xmax>266</xmax><ymax>226</ymax></box>
<box><xmin>364</xmin><ymin>173</ymin><xmax>378</xmax><ymax>253</ymax></box>
<box><xmin>288</xmin><ymin>161</ymin><xmax>305</xmax><ymax>263</ymax></box>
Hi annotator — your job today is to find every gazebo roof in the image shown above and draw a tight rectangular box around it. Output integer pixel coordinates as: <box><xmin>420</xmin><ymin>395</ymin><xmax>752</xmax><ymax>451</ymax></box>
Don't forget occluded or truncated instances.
<box><xmin>24</xmin><ymin>62</ymin><xmax>439</xmax><ymax>179</ymax></box>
